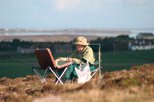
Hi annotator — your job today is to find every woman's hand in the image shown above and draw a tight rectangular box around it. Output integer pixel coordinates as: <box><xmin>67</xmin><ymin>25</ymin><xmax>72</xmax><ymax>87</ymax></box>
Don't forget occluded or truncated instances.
<box><xmin>55</xmin><ymin>58</ymin><xmax>61</xmax><ymax>63</ymax></box>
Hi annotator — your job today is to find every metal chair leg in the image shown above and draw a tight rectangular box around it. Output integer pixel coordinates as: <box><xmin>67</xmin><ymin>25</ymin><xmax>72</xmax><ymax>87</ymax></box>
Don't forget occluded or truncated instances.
<box><xmin>48</xmin><ymin>67</ymin><xmax>64</xmax><ymax>84</ymax></box>
<box><xmin>33</xmin><ymin>68</ymin><xmax>47</xmax><ymax>84</ymax></box>
<box><xmin>55</xmin><ymin>67</ymin><xmax>68</xmax><ymax>84</ymax></box>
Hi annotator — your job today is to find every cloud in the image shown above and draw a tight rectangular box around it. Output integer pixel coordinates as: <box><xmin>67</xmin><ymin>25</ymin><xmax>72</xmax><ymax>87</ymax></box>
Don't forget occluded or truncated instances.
<box><xmin>54</xmin><ymin>0</ymin><xmax>81</xmax><ymax>11</ymax></box>
<box><xmin>46</xmin><ymin>0</ymin><xmax>154</xmax><ymax>12</ymax></box>
<box><xmin>53</xmin><ymin>0</ymin><xmax>105</xmax><ymax>12</ymax></box>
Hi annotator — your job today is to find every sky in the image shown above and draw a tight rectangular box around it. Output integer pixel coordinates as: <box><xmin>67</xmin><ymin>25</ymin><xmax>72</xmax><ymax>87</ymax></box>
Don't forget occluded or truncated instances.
<box><xmin>0</xmin><ymin>0</ymin><xmax>154</xmax><ymax>29</ymax></box>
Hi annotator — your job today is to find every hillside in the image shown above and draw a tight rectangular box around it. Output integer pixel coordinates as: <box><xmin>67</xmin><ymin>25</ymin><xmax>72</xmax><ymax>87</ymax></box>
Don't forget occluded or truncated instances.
<box><xmin>0</xmin><ymin>34</ymin><xmax>105</xmax><ymax>42</ymax></box>
<box><xmin>0</xmin><ymin>64</ymin><xmax>154</xmax><ymax>102</ymax></box>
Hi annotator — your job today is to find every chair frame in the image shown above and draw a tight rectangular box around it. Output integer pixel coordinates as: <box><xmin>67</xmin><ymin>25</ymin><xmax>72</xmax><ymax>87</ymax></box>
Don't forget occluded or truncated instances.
<box><xmin>89</xmin><ymin>44</ymin><xmax>102</xmax><ymax>79</ymax></box>
<box><xmin>32</xmin><ymin>48</ymin><xmax>71</xmax><ymax>84</ymax></box>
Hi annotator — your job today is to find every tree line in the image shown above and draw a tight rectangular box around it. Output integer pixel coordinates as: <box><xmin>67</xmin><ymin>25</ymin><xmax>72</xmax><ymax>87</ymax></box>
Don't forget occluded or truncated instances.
<box><xmin>0</xmin><ymin>34</ymin><xmax>154</xmax><ymax>53</ymax></box>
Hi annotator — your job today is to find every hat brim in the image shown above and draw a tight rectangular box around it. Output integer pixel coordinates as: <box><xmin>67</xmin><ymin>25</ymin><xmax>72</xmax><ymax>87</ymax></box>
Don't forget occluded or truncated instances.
<box><xmin>73</xmin><ymin>42</ymin><xmax>89</xmax><ymax>45</ymax></box>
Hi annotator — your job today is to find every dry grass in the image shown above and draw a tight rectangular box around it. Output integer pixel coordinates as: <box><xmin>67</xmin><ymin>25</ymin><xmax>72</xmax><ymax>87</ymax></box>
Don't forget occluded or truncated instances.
<box><xmin>0</xmin><ymin>64</ymin><xmax>154</xmax><ymax>102</ymax></box>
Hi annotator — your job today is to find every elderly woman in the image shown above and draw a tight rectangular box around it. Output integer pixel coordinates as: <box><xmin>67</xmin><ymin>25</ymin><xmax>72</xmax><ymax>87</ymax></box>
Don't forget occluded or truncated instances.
<box><xmin>55</xmin><ymin>36</ymin><xmax>95</xmax><ymax>82</ymax></box>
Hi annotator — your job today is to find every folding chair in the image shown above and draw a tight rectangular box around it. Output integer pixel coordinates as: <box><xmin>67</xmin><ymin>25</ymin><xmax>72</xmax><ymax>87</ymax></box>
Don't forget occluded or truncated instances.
<box><xmin>32</xmin><ymin>48</ymin><xmax>72</xmax><ymax>84</ymax></box>
<box><xmin>89</xmin><ymin>44</ymin><xmax>102</xmax><ymax>79</ymax></box>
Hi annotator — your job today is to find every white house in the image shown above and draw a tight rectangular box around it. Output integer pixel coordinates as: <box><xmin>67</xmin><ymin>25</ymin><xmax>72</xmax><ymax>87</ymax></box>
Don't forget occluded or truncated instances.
<box><xmin>136</xmin><ymin>33</ymin><xmax>154</xmax><ymax>40</ymax></box>
<box><xmin>128</xmin><ymin>40</ymin><xmax>154</xmax><ymax>51</ymax></box>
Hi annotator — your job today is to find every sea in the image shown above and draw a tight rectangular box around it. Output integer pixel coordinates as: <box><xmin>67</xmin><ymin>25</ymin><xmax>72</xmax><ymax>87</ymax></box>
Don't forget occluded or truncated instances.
<box><xmin>0</xmin><ymin>28</ymin><xmax>154</xmax><ymax>38</ymax></box>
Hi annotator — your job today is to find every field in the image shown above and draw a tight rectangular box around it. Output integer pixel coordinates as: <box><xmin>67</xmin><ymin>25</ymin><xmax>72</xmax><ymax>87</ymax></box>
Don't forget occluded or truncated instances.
<box><xmin>0</xmin><ymin>50</ymin><xmax>154</xmax><ymax>102</ymax></box>
<box><xmin>0</xmin><ymin>50</ymin><xmax>154</xmax><ymax>78</ymax></box>
<box><xmin>0</xmin><ymin>64</ymin><xmax>154</xmax><ymax>102</ymax></box>
<box><xmin>102</xmin><ymin>50</ymin><xmax>154</xmax><ymax>71</ymax></box>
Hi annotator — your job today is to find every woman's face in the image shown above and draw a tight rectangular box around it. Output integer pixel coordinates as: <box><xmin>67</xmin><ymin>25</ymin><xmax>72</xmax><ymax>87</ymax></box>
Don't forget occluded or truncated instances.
<box><xmin>76</xmin><ymin>44</ymin><xmax>85</xmax><ymax>51</ymax></box>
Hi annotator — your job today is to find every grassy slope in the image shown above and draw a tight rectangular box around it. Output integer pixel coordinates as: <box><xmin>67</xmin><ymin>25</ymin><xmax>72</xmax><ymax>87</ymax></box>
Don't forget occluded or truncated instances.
<box><xmin>0</xmin><ymin>64</ymin><xmax>154</xmax><ymax>102</ymax></box>
<box><xmin>0</xmin><ymin>50</ymin><xmax>154</xmax><ymax>78</ymax></box>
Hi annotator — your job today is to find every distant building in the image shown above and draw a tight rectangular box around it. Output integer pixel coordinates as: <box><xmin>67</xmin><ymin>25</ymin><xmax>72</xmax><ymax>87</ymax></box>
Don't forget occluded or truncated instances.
<box><xmin>53</xmin><ymin>44</ymin><xmax>72</xmax><ymax>54</ymax></box>
<box><xmin>17</xmin><ymin>47</ymin><xmax>34</xmax><ymax>54</ymax></box>
<box><xmin>128</xmin><ymin>40</ymin><xmax>154</xmax><ymax>51</ymax></box>
<box><xmin>136</xmin><ymin>33</ymin><xmax>154</xmax><ymax>40</ymax></box>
